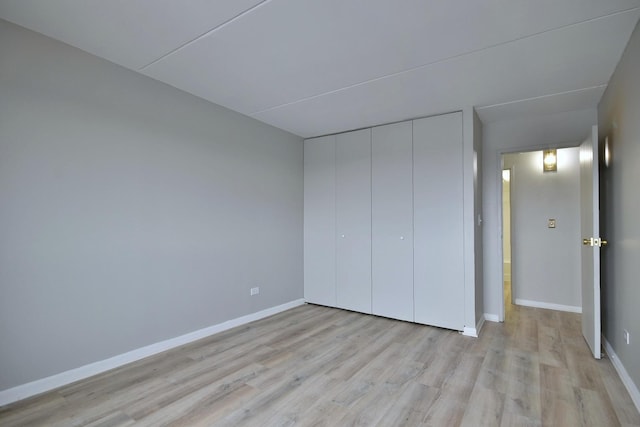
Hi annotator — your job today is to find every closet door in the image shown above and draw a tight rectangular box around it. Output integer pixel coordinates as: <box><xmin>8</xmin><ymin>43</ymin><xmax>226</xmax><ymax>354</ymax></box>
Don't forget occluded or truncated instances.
<box><xmin>336</xmin><ymin>129</ymin><xmax>372</xmax><ymax>313</ymax></box>
<box><xmin>304</xmin><ymin>136</ymin><xmax>336</xmax><ymax>306</ymax></box>
<box><xmin>413</xmin><ymin>113</ymin><xmax>464</xmax><ymax>329</ymax></box>
<box><xmin>371</xmin><ymin>122</ymin><xmax>414</xmax><ymax>321</ymax></box>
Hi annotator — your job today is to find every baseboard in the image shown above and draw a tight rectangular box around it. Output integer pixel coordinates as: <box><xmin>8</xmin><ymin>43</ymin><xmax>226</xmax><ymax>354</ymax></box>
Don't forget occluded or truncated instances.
<box><xmin>603</xmin><ymin>337</ymin><xmax>640</xmax><ymax>413</ymax></box>
<box><xmin>462</xmin><ymin>327</ymin><xmax>477</xmax><ymax>337</ymax></box>
<box><xmin>465</xmin><ymin>314</ymin><xmax>489</xmax><ymax>337</ymax></box>
<box><xmin>484</xmin><ymin>313</ymin><xmax>500</xmax><ymax>322</ymax></box>
<box><xmin>514</xmin><ymin>298</ymin><xmax>582</xmax><ymax>313</ymax></box>
<box><xmin>475</xmin><ymin>314</ymin><xmax>486</xmax><ymax>336</ymax></box>
<box><xmin>0</xmin><ymin>299</ymin><xmax>305</xmax><ymax>407</ymax></box>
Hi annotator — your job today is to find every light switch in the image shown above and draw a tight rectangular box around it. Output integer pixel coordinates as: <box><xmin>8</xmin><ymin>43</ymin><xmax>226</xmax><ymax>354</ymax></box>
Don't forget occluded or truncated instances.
<box><xmin>548</xmin><ymin>219</ymin><xmax>556</xmax><ymax>228</ymax></box>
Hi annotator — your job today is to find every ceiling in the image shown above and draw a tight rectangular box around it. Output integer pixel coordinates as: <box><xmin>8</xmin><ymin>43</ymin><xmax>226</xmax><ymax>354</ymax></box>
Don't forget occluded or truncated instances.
<box><xmin>1</xmin><ymin>1</ymin><xmax>639</xmax><ymax>138</ymax></box>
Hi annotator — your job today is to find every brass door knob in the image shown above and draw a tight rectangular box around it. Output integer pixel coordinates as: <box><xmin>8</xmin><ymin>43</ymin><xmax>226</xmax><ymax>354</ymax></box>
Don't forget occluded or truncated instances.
<box><xmin>601</xmin><ymin>239</ymin><xmax>608</xmax><ymax>246</ymax></box>
<box><xmin>583</xmin><ymin>238</ymin><xmax>591</xmax><ymax>245</ymax></box>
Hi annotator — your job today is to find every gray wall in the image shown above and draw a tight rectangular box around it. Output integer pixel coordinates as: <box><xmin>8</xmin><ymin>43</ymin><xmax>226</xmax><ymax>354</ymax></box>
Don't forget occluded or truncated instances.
<box><xmin>598</xmin><ymin>19</ymin><xmax>640</xmax><ymax>392</ymax></box>
<box><xmin>504</xmin><ymin>149</ymin><xmax>582</xmax><ymax>309</ymax></box>
<box><xmin>0</xmin><ymin>20</ymin><xmax>303</xmax><ymax>391</ymax></box>
<box><xmin>482</xmin><ymin>108</ymin><xmax>597</xmax><ymax>320</ymax></box>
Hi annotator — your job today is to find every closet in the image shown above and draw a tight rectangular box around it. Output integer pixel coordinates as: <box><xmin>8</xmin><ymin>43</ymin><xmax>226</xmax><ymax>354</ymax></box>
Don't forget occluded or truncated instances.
<box><xmin>335</xmin><ymin>129</ymin><xmax>372</xmax><ymax>313</ymax></box>
<box><xmin>303</xmin><ymin>135</ymin><xmax>336</xmax><ymax>307</ymax></box>
<box><xmin>371</xmin><ymin>121</ymin><xmax>414</xmax><ymax>322</ymax></box>
<box><xmin>304</xmin><ymin>111</ymin><xmax>471</xmax><ymax>331</ymax></box>
<box><xmin>413</xmin><ymin>114</ymin><xmax>464</xmax><ymax>329</ymax></box>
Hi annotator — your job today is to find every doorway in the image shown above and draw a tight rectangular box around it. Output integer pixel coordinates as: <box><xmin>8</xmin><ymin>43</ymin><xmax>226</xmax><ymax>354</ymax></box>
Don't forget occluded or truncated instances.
<box><xmin>500</xmin><ymin>148</ymin><xmax>583</xmax><ymax>320</ymax></box>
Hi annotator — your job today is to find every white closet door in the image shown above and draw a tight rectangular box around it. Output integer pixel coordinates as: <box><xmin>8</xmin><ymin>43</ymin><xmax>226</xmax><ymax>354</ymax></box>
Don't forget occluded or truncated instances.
<box><xmin>372</xmin><ymin>122</ymin><xmax>414</xmax><ymax>322</ymax></box>
<box><xmin>413</xmin><ymin>113</ymin><xmax>464</xmax><ymax>329</ymax></box>
<box><xmin>336</xmin><ymin>129</ymin><xmax>372</xmax><ymax>313</ymax></box>
<box><xmin>304</xmin><ymin>136</ymin><xmax>336</xmax><ymax>306</ymax></box>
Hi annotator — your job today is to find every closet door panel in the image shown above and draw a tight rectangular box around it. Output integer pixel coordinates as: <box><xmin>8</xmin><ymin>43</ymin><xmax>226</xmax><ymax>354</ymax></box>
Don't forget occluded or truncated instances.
<box><xmin>413</xmin><ymin>113</ymin><xmax>464</xmax><ymax>329</ymax></box>
<box><xmin>304</xmin><ymin>136</ymin><xmax>336</xmax><ymax>306</ymax></box>
<box><xmin>371</xmin><ymin>122</ymin><xmax>414</xmax><ymax>322</ymax></box>
<box><xmin>336</xmin><ymin>129</ymin><xmax>372</xmax><ymax>313</ymax></box>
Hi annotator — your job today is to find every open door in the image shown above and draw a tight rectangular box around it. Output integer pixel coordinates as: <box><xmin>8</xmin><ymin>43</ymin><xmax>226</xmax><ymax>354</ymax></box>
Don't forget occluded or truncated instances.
<box><xmin>580</xmin><ymin>125</ymin><xmax>603</xmax><ymax>359</ymax></box>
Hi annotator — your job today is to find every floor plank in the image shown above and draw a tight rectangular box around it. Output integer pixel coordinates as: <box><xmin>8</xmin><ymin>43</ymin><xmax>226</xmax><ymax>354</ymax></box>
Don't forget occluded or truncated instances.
<box><xmin>1</xmin><ymin>302</ymin><xmax>638</xmax><ymax>426</ymax></box>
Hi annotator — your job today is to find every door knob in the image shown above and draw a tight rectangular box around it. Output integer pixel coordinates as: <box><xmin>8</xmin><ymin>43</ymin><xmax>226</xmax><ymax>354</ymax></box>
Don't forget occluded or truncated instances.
<box><xmin>583</xmin><ymin>237</ymin><xmax>608</xmax><ymax>247</ymax></box>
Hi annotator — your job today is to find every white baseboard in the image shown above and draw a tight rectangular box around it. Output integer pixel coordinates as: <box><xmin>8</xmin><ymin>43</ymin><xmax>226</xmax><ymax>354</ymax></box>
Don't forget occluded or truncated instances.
<box><xmin>0</xmin><ymin>299</ymin><xmax>305</xmax><ymax>407</ymax></box>
<box><xmin>514</xmin><ymin>298</ymin><xmax>582</xmax><ymax>313</ymax></box>
<box><xmin>603</xmin><ymin>337</ymin><xmax>640</xmax><ymax>413</ymax></box>
<box><xmin>475</xmin><ymin>314</ymin><xmax>486</xmax><ymax>336</ymax></box>
<box><xmin>465</xmin><ymin>314</ymin><xmax>489</xmax><ymax>337</ymax></box>
<box><xmin>462</xmin><ymin>327</ymin><xmax>477</xmax><ymax>337</ymax></box>
<box><xmin>484</xmin><ymin>313</ymin><xmax>500</xmax><ymax>322</ymax></box>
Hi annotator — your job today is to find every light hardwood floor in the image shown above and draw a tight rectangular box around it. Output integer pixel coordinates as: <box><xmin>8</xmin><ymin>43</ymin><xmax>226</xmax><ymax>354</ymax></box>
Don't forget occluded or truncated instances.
<box><xmin>1</xmin><ymin>302</ymin><xmax>639</xmax><ymax>426</ymax></box>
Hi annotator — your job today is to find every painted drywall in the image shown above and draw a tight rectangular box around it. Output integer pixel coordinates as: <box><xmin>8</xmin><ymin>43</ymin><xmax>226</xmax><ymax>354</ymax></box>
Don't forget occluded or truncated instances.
<box><xmin>503</xmin><ymin>149</ymin><xmax>582</xmax><ymax>310</ymax></box>
<box><xmin>0</xmin><ymin>20</ymin><xmax>303</xmax><ymax>391</ymax></box>
<box><xmin>598</xmin><ymin>18</ymin><xmax>640</xmax><ymax>396</ymax></box>
<box><xmin>482</xmin><ymin>108</ymin><xmax>597</xmax><ymax>320</ymax></box>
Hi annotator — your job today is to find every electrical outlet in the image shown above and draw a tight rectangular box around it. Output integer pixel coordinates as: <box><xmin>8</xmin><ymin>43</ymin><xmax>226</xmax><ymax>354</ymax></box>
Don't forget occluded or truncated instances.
<box><xmin>250</xmin><ymin>287</ymin><xmax>260</xmax><ymax>296</ymax></box>
<box><xmin>624</xmin><ymin>329</ymin><xmax>630</xmax><ymax>345</ymax></box>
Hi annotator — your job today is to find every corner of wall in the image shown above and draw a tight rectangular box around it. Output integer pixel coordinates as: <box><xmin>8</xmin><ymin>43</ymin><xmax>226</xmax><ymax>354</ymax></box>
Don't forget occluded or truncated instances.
<box><xmin>603</xmin><ymin>337</ymin><xmax>640</xmax><ymax>412</ymax></box>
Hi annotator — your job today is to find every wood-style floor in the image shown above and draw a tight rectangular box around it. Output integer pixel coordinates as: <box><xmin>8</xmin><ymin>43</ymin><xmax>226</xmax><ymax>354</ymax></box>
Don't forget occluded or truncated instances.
<box><xmin>1</xmin><ymin>299</ymin><xmax>639</xmax><ymax>426</ymax></box>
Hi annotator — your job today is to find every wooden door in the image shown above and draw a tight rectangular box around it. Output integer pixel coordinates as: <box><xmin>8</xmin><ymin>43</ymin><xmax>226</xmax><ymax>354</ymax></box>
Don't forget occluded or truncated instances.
<box><xmin>580</xmin><ymin>125</ymin><xmax>602</xmax><ymax>359</ymax></box>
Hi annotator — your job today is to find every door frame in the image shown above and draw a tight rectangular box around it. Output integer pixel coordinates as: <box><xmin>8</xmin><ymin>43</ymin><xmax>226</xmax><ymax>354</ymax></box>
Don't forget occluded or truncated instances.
<box><xmin>501</xmin><ymin>166</ymin><xmax>513</xmax><ymax>307</ymax></box>
<box><xmin>496</xmin><ymin>142</ymin><xmax>580</xmax><ymax>322</ymax></box>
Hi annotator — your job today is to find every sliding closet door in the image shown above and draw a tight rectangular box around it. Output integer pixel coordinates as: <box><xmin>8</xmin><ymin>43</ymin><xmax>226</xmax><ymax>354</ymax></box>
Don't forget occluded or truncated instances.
<box><xmin>371</xmin><ymin>122</ymin><xmax>414</xmax><ymax>322</ymax></box>
<box><xmin>413</xmin><ymin>113</ymin><xmax>464</xmax><ymax>329</ymax></box>
<box><xmin>304</xmin><ymin>136</ymin><xmax>336</xmax><ymax>306</ymax></box>
<box><xmin>336</xmin><ymin>129</ymin><xmax>372</xmax><ymax>313</ymax></box>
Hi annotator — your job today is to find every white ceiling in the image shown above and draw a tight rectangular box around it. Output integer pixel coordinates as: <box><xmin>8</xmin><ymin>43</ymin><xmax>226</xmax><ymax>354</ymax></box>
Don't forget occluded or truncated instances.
<box><xmin>1</xmin><ymin>1</ymin><xmax>639</xmax><ymax>138</ymax></box>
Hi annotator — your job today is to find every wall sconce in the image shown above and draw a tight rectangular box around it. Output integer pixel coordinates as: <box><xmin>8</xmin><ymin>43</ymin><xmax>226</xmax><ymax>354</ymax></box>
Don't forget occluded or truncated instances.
<box><xmin>543</xmin><ymin>149</ymin><xmax>557</xmax><ymax>172</ymax></box>
<box><xmin>604</xmin><ymin>136</ymin><xmax>611</xmax><ymax>167</ymax></box>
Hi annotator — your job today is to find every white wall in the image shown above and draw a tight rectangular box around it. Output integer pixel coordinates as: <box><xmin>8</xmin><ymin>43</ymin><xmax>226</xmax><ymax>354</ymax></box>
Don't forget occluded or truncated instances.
<box><xmin>482</xmin><ymin>108</ymin><xmax>597</xmax><ymax>319</ymax></box>
<box><xmin>503</xmin><ymin>149</ymin><xmax>581</xmax><ymax>311</ymax></box>
<box><xmin>598</xmin><ymin>19</ymin><xmax>640</xmax><ymax>400</ymax></box>
<box><xmin>0</xmin><ymin>20</ymin><xmax>303</xmax><ymax>392</ymax></box>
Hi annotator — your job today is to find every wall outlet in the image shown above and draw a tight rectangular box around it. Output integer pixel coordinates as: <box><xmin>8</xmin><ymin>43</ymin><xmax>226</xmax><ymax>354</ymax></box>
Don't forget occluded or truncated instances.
<box><xmin>250</xmin><ymin>287</ymin><xmax>260</xmax><ymax>296</ymax></box>
<box><xmin>623</xmin><ymin>329</ymin><xmax>630</xmax><ymax>345</ymax></box>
